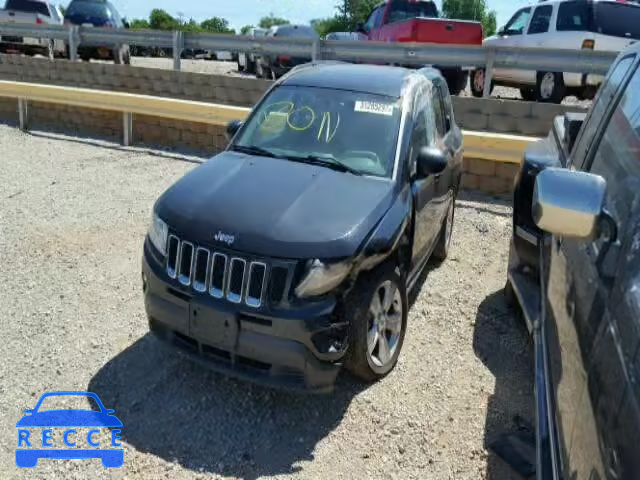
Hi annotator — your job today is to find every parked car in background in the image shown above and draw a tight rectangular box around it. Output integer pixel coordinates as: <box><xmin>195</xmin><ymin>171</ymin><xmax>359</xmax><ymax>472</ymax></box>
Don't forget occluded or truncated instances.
<box><xmin>237</xmin><ymin>26</ymin><xmax>267</xmax><ymax>74</ymax></box>
<box><xmin>142</xmin><ymin>64</ymin><xmax>463</xmax><ymax>392</ymax></box>
<box><xmin>505</xmin><ymin>42</ymin><xmax>640</xmax><ymax>478</ymax></box>
<box><xmin>325</xmin><ymin>31</ymin><xmax>365</xmax><ymax>41</ymax></box>
<box><xmin>63</xmin><ymin>0</ymin><xmax>130</xmax><ymax>64</ymax></box>
<box><xmin>0</xmin><ymin>0</ymin><xmax>64</xmax><ymax>58</ymax></box>
<box><xmin>356</xmin><ymin>0</ymin><xmax>483</xmax><ymax>95</ymax></box>
<box><xmin>472</xmin><ymin>0</ymin><xmax>640</xmax><ymax>102</ymax></box>
<box><xmin>255</xmin><ymin>24</ymin><xmax>318</xmax><ymax>79</ymax></box>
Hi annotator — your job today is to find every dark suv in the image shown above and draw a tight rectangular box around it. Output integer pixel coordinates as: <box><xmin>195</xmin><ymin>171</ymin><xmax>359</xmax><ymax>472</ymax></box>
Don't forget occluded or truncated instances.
<box><xmin>142</xmin><ymin>64</ymin><xmax>463</xmax><ymax>392</ymax></box>
<box><xmin>506</xmin><ymin>43</ymin><xmax>640</xmax><ymax>479</ymax></box>
<box><xmin>63</xmin><ymin>0</ymin><xmax>130</xmax><ymax>64</ymax></box>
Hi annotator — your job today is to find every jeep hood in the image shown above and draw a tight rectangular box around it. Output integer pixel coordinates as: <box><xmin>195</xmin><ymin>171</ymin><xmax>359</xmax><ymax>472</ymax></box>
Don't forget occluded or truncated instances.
<box><xmin>155</xmin><ymin>152</ymin><xmax>396</xmax><ymax>259</ymax></box>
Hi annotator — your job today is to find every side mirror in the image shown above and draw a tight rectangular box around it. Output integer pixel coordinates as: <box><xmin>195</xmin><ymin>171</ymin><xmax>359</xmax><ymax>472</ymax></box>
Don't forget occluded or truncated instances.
<box><xmin>123</xmin><ymin>20</ymin><xmax>130</xmax><ymax>29</ymax></box>
<box><xmin>24</xmin><ymin>409</ymin><xmax>34</xmax><ymax>414</ymax></box>
<box><xmin>497</xmin><ymin>27</ymin><xmax>505</xmax><ymax>36</ymax></box>
<box><xmin>226</xmin><ymin>120</ymin><xmax>243</xmax><ymax>140</ymax></box>
<box><xmin>533</xmin><ymin>168</ymin><xmax>606</xmax><ymax>239</ymax></box>
<box><xmin>356</xmin><ymin>22</ymin><xmax>366</xmax><ymax>34</ymax></box>
<box><xmin>416</xmin><ymin>146</ymin><xmax>448</xmax><ymax>178</ymax></box>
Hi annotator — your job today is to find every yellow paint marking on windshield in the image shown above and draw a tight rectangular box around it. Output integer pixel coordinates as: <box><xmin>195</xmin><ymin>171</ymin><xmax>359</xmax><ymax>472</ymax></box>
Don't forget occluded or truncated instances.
<box><xmin>317</xmin><ymin>112</ymin><xmax>340</xmax><ymax>143</ymax></box>
<box><xmin>287</xmin><ymin>106</ymin><xmax>315</xmax><ymax>131</ymax></box>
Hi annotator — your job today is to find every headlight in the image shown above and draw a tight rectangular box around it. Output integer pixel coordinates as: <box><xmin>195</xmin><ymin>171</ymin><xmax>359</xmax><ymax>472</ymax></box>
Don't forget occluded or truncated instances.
<box><xmin>148</xmin><ymin>212</ymin><xmax>168</xmax><ymax>256</ymax></box>
<box><xmin>295</xmin><ymin>259</ymin><xmax>352</xmax><ymax>298</ymax></box>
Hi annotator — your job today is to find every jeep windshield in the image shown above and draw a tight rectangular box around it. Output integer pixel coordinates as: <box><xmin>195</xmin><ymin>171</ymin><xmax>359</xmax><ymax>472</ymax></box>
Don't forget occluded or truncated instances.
<box><xmin>232</xmin><ymin>85</ymin><xmax>402</xmax><ymax>178</ymax></box>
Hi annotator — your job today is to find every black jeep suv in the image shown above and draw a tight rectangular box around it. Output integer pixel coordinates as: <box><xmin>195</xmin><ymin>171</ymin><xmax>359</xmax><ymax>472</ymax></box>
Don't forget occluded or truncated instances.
<box><xmin>142</xmin><ymin>63</ymin><xmax>463</xmax><ymax>392</ymax></box>
<box><xmin>506</xmin><ymin>42</ymin><xmax>640</xmax><ymax>479</ymax></box>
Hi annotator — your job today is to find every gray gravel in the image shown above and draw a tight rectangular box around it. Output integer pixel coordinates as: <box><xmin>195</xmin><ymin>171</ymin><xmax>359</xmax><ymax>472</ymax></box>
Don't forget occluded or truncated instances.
<box><xmin>0</xmin><ymin>125</ymin><xmax>533</xmax><ymax>479</ymax></box>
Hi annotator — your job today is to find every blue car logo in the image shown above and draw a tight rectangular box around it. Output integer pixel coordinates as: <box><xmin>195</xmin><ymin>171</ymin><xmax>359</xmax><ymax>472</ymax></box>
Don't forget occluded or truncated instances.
<box><xmin>16</xmin><ymin>391</ymin><xmax>123</xmax><ymax>468</ymax></box>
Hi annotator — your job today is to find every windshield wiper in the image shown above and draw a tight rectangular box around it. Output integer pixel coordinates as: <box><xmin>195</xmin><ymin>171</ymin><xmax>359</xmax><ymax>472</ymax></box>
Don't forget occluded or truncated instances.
<box><xmin>285</xmin><ymin>154</ymin><xmax>363</xmax><ymax>176</ymax></box>
<box><xmin>231</xmin><ymin>144</ymin><xmax>281</xmax><ymax>158</ymax></box>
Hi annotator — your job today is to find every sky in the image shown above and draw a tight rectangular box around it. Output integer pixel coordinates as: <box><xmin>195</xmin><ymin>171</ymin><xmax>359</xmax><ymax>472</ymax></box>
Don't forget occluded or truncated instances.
<box><xmin>106</xmin><ymin>0</ymin><xmax>528</xmax><ymax>32</ymax></box>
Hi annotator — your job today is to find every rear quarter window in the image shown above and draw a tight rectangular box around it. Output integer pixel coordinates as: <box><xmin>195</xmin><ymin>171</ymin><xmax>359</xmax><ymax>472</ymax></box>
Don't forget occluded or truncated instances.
<box><xmin>556</xmin><ymin>1</ymin><xmax>592</xmax><ymax>31</ymax></box>
<box><xmin>594</xmin><ymin>2</ymin><xmax>640</xmax><ymax>40</ymax></box>
<box><xmin>5</xmin><ymin>0</ymin><xmax>49</xmax><ymax>16</ymax></box>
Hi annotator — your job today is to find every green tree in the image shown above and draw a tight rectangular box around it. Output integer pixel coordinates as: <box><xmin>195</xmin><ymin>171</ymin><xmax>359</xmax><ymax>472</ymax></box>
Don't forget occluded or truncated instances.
<box><xmin>201</xmin><ymin>17</ymin><xmax>234</xmax><ymax>34</ymax></box>
<box><xmin>149</xmin><ymin>9</ymin><xmax>179</xmax><ymax>31</ymax></box>
<box><xmin>258</xmin><ymin>14</ymin><xmax>290</xmax><ymax>29</ymax></box>
<box><xmin>441</xmin><ymin>0</ymin><xmax>497</xmax><ymax>37</ymax></box>
<box><xmin>311</xmin><ymin>16</ymin><xmax>349</xmax><ymax>37</ymax></box>
<box><xmin>240</xmin><ymin>25</ymin><xmax>254</xmax><ymax>35</ymax></box>
<box><xmin>129</xmin><ymin>18</ymin><xmax>151</xmax><ymax>29</ymax></box>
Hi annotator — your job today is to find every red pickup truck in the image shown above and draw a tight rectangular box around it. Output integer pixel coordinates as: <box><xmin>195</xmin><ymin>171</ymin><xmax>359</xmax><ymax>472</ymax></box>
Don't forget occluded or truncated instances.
<box><xmin>357</xmin><ymin>0</ymin><xmax>483</xmax><ymax>94</ymax></box>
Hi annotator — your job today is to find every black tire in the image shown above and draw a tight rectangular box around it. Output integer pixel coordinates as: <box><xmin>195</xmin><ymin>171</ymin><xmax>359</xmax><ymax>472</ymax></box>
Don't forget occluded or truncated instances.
<box><xmin>432</xmin><ymin>196</ymin><xmax>455</xmax><ymax>261</ymax></box>
<box><xmin>536</xmin><ymin>72</ymin><xmax>565</xmax><ymax>104</ymax></box>
<box><xmin>344</xmin><ymin>262</ymin><xmax>408</xmax><ymax>382</ymax></box>
<box><xmin>445</xmin><ymin>71</ymin><xmax>468</xmax><ymax>96</ymax></box>
<box><xmin>471</xmin><ymin>68</ymin><xmax>492</xmax><ymax>97</ymax></box>
<box><xmin>123</xmin><ymin>48</ymin><xmax>131</xmax><ymax>65</ymax></box>
<box><xmin>520</xmin><ymin>87</ymin><xmax>536</xmax><ymax>102</ymax></box>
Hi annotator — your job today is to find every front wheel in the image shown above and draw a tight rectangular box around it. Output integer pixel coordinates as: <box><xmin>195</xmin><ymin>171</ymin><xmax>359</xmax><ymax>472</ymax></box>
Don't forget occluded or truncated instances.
<box><xmin>471</xmin><ymin>68</ymin><xmax>492</xmax><ymax>97</ymax></box>
<box><xmin>520</xmin><ymin>87</ymin><xmax>536</xmax><ymax>102</ymax></box>
<box><xmin>345</xmin><ymin>263</ymin><xmax>408</xmax><ymax>382</ymax></box>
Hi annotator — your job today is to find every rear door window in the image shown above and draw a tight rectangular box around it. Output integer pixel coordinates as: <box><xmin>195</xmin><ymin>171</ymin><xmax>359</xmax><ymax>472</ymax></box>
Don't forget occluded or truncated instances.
<box><xmin>528</xmin><ymin>5</ymin><xmax>553</xmax><ymax>35</ymax></box>
<box><xmin>593</xmin><ymin>2</ymin><xmax>640</xmax><ymax>40</ymax></box>
<box><xmin>588</xmin><ymin>62</ymin><xmax>640</xmax><ymax>233</ymax></box>
<box><xmin>5</xmin><ymin>0</ymin><xmax>50</xmax><ymax>16</ymax></box>
<box><xmin>572</xmin><ymin>55</ymin><xmax>635</xmax><ymax>169</ymax></box>
<box><xmin>556</xmin><ymin>1</ymin><xmax>591</xmax><ymax>31</ymax></box>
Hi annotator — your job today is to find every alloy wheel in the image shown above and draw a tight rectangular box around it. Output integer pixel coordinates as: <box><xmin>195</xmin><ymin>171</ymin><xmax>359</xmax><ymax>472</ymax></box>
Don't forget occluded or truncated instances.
<box><xmin>367</xmin><ymin>280</ymin><xmax>403</xmax><ymax>368</ymax></box>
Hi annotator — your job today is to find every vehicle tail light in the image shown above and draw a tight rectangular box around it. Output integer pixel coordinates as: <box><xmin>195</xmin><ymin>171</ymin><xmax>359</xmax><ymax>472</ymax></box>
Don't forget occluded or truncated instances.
<box><xmin>277</xmin><ymin>55</ymin><xmax>291</xmax><ymax>64</ymax></box>
<box><xmin>582</xmin><ymin>39</ymin><xmax>595</xmax><ymax>49</ymax></box>
<box><xmin>35</xmin><ymin>17</ymin><xmax>43</xmax><ymax>25</ymax></box>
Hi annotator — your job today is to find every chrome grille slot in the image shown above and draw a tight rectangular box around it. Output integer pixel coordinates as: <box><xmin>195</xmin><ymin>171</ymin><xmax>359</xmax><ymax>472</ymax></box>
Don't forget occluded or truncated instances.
<box><xmin>227</xmin><ymin>258</ymin><xmax>246</xmax><ymax>303</ymax></box>
<box><xmin>178</xmin><ymin>241</ymin><xmax>194</xmax><ymax>286</ymax></box>
<box><xmin>163</xmin><ymin>234</ymin><xmax>286</xmax><ymax>308</ymax></box>
<box><xmin>192</xmin><ymin>247</ymin><xmax>210</xmax><ymax>292</ymax></box>
<box><xmin>209</xmin><ymin>253</ymin><xmax>227</xmax><ymax>299</ymax></box>
<box><xmin>246</xmin><ymin>262</ymin><xmax>267</xmax><ymax>308</ymax></box>
<box><xmin>166</xmin><ymin>235</ymin><xmax>180</xmax><ymax>279</ymax></box>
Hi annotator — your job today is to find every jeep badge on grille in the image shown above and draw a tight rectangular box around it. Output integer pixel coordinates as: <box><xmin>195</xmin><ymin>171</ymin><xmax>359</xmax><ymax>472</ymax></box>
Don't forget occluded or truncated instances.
<box><xmin>214</xmin><ymin>231</ymin><xmax>235</xmax><ymax>246</ymax></box>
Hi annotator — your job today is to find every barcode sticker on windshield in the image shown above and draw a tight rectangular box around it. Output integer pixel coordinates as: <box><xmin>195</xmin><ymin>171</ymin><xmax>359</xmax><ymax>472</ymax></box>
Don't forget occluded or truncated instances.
<box><xmin>354</xmin><ymin>101</ymin><xmax>394</xmax><ymax>116</ymax></box>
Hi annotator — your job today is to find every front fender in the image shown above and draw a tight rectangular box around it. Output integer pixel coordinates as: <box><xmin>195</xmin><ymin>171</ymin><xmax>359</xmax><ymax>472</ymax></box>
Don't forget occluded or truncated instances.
<box><xmin>353</xmin><ymin>185</ymin><xmax>413</xmax><ymax>274</ymax></box>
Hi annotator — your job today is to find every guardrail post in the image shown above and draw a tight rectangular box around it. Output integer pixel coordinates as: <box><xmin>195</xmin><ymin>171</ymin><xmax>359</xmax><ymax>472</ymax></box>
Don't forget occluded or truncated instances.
<box><xmin>18</xmin><ymin>98</ymin><xmax>28</xmax><ymax>131</ymax></box>
<box><xmin>123</xmin><ymin>112</ymin><xmax>133</xmax><ymax>146</ymax></box>
<box><xmin>483</xmin><ymin>48</ymin><xmax>495</xmax><ymax>98</ymax></box>
<box><xmin>172</xmin><ymin>31</ymin><xmax>183</xmax><ymax>71</ymax></box>
<box><xmin>312</xmin><ymin>39</ymin><xmax>321</xmax><ymax>62</ymax></box>
<box><xmin>68</xmin><ymin>25</ymin><xmax>79</xmax><ymax>61</ymax></box>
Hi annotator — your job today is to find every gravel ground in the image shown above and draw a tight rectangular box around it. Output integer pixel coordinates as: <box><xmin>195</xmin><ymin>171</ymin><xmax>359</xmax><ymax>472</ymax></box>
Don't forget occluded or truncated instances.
<box><xmin>0</xmin><ymin>125</ymin><xmax>533</xmax><ymax>480</ymax></box>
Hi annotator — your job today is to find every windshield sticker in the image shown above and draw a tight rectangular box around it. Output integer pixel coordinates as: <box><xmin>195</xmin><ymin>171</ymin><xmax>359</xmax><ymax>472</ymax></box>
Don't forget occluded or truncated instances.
<box><xmin>287</xmin><ymin>106</ymin><xmax>316</xmax><ymax>131</ymax></box>
<box><xmin>354</xmin><ymin>100</ymin><xmax>394</xmax><ymax>116</ymax></box>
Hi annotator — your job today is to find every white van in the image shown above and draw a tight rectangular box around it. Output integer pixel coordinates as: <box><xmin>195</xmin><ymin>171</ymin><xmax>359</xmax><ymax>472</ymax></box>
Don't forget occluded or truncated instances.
<box><xmin>471</xmin><ymin>0</ymin><xmax>640</xmax><ymax>102</ymax></box>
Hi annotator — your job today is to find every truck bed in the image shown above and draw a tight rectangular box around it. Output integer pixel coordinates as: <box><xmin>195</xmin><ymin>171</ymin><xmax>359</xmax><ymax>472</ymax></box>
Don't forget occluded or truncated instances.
<box><xmin>376</xmin><ymin>17</ymin><xmax>482</xmax><ymax>45</ymax></box>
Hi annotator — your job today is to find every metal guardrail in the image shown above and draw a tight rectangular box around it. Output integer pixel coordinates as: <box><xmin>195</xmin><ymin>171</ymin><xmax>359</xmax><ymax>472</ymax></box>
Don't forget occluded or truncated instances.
<box><xmin>0</xmin><ymin>79</ymin><xmax>537</xmax><ymax>162</ymax></box>
<box><xmin>0</xmin><ymin>21</ymin><xmax>619</xmax><ymax>95</ymax></box>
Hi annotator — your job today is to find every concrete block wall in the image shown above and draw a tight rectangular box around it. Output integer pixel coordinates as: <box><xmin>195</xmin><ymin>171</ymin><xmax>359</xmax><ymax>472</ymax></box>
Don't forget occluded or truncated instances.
<box><xmin>0</xmin><ymin>54</ymin><xmax>270</xmax><ymax>107</ymax></box>
<box><xmin>462</xmin><ymin>158</ymin><xmax>520</xmax><ymax>196</ymax></box>
<box><xmin>0</xmin><ymin>54</ymin><xmax>589</xmax><ymax>194</ymax></box>
<box><xmin>452</xmin><ymin>96</ymin><xmax>587</xmax><ymax>137</ymax></box>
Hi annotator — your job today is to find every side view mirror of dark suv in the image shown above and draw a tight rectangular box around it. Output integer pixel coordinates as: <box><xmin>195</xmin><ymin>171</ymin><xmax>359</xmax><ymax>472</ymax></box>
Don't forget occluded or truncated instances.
<box><xmin>532</xmin><ymin>168</ymin><xmax>606</xmax><ymax>239</ymax></box>
<box><xmin>226</xmin><ymin>120</ymin><xmax>244</xmax><ymax>140</ymax></box>
<box><xmin>416</xmin><ymin>146</ymin><xmax>448</xmax><ymax>178</ymax></box>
